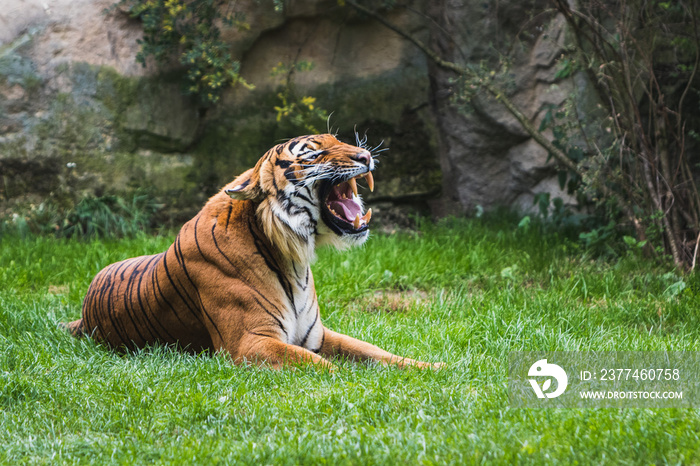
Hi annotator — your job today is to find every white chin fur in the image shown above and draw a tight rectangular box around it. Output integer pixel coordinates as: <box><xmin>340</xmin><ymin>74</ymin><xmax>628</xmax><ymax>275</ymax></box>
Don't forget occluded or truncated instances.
<box><xmin>316</xmin><ymin>221</ymin><xmax>370</xmax><ymax>250</ymax></box>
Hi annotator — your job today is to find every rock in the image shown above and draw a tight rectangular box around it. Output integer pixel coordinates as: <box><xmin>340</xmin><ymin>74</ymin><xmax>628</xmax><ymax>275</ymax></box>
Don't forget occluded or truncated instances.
<box><xmin>122</xmin><ymin>80</ymin><xmax>201</xmax><ymax>152</ymax></box>
<box><xmin>427</xmin><ymin>0</ymin><xmax>584</xmax><ymax>215</ymax></box>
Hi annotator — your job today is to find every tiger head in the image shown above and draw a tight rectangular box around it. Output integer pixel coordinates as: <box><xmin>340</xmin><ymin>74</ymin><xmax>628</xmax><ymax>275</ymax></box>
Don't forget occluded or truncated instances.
<box><xmin>225</xmin><ymin>134</ymin><xmax>377</xmax><ymax>263</ymax></box>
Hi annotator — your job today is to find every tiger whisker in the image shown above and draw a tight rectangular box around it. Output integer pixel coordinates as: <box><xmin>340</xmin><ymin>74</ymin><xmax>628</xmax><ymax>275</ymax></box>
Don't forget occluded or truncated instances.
<box><xmin>326</xmin><ymin>112</ymin><xmax>338</xmax><ymax>136</ymax></box>
<box><xmin>354</xmin><ymin>127</ymin><xmax>369</xmax><ymax>150</ymax></box>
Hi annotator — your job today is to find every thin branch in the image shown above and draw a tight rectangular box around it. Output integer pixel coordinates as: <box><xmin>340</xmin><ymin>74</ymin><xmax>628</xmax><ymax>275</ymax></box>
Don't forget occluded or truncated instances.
<box><xmin>346</xmin><ymin>0</ymin><xmax>579</xmax><ymax>175</ymax></box>
<box><xmin>692</xmin><ymin>230</ymin><xmax>700</xmax><ymax>271</ymax></box>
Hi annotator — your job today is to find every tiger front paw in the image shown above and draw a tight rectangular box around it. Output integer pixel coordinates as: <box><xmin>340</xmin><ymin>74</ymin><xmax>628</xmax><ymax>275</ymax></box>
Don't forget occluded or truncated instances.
<box><xmin>414</xmin><ymin>360</ymin><xmax>445</xmax><ymax>370</ymax></box>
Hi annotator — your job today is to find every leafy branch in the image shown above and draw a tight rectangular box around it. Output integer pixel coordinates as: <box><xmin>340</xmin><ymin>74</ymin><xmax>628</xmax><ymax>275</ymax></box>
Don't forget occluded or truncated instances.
<box><xmin>270</xmin><ymin>61</ymin><xmax>329</xmax><ymax>134</ymax></box>
<box><xmin>116</xmin><ymin>0</ymin><xmax>253</xmax><ymax>105</ymax></box>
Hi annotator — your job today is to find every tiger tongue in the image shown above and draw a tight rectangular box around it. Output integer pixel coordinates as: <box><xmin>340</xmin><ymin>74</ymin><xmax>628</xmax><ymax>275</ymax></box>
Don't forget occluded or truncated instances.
<box><xmin>329</xmin><ymin>198</ymin><xmax>362</xmax><ymax>223</ymax></box>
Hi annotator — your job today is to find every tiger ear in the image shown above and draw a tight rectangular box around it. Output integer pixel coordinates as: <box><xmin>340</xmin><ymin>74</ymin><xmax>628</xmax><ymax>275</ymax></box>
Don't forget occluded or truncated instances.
<box><xmin>225</xmin><ymin>168</ymin><xmax>263</xmax><ymax>201</ymax></box>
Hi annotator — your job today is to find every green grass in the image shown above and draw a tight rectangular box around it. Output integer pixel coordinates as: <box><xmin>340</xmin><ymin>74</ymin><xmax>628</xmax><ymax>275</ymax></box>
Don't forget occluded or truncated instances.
<box><xmin>1</xmin><ymin>217</ymin><xmax>699</xmax><ymax>464</ymax></box>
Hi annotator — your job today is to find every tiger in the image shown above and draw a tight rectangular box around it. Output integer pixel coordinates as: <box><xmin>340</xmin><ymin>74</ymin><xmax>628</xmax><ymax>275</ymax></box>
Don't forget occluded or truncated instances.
<box><xmin>63</xmin><ymin>133</ymin><xmax>442</xmax><ymax>370</ymax></box>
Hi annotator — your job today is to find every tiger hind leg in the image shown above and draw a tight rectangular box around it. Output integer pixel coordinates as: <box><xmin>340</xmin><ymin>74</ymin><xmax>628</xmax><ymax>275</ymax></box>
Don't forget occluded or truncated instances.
<box><xmin>59</xmin><ymin>319</ymin><xmax>85</xmax><ymax>338</ymax></box>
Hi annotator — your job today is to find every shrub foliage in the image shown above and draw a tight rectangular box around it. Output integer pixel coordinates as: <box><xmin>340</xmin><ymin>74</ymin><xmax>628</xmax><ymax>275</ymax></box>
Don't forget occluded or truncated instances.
<box><xmin>114</xmin><ymin>0</ymin><xmax>254</xmax><ymax>105</ymax></box>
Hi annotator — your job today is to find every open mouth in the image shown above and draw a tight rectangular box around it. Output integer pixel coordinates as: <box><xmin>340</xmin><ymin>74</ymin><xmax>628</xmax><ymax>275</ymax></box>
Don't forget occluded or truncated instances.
<box><xmin>320</xmin><ymin>171</ymin><xmax>374</xmax><ymax>235</ymax></box>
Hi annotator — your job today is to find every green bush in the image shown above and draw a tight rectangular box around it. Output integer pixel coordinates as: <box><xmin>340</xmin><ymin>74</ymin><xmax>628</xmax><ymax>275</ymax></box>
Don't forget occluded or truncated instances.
<box><xmin>1</xmin><ymin>194</ymin><xmax>161</xmax><ymax>240</ymax></box>
<box><xmin>61</xmin><ymin>194</ymin><xmax>161</xmax><ymax>239</ymax></box>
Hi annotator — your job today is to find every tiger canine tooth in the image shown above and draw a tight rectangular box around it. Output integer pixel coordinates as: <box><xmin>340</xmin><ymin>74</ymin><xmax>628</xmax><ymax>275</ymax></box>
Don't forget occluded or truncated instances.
<box><xmin>362</xmin><ymin>208</ymin><xmax>372</xmax><ymax>224</ymax></box>
<box><xmin>348</xmin><ymin>177</ymin><xmax>358</xmax><ymax>197</ymax></box>
<box><xmin>365</xmin><ymin>172</ymin><xmax>374</xmax><ymax>192</ymax></box>
<box><xmin>353</xmin><ymin>213</ymin><xmax>361</xmax><ymax>229</ymax></box>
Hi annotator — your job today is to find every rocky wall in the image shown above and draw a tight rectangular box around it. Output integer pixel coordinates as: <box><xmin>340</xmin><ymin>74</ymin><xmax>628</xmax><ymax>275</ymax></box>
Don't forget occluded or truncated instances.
<box><xmin>1</xmin><ymin>0</ymin><xmax>593</xmax><ymax>229</ymax></box>
<box><xmin>0</xmin><ymin>0</ymin><xmax>441</xmax><ymax>227</ymax></box>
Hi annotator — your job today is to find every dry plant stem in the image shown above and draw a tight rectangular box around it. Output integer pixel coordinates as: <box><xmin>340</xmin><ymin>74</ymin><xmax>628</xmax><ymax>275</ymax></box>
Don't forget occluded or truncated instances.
<box><xmin>692</xmin><ymin>230</ymin><xmax>700</xmax><ymax>271</ymax></box>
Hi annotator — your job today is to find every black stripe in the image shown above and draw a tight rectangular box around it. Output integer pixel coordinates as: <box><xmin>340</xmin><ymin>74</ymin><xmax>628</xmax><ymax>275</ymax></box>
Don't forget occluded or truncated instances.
<box><xmin>292</xmin><ymin>263</ymin><xmax>308</xmax><ymax>291</ymax></box>
<box><xmin>248</xmin><ymin>285</ymin><xmax>287</xmax><ymax>320</ymax></box>
<box><xmin>105</xmin><ymin>260</ymin><xmax>132</xmax><ymax>346</ymax></box>
<box><xmin>87</xmin><ymin>266</ymin><xmax>115</xmax><ymax>335</ymax></box>
<box><xmin>83</xmin><ymin>270</ymin><xmax>110</xmax><ymax>339</ymax></box>
<box><xmin>132</xmin><ymin>255</ymin><xmax>165</xmax><ymax>340</ymax></box>
<box><xmin>105</xmin><ymin>277</ymin><xmax>128</xmax><ymax>347</ymax></box>
<box><xmin>276</xmin><ymin>159</ymin><xmax>292</xmax><ymax>168</ymax></box>
<box><xmin>292</xmin><ymin>191</ymin><xmax>313</xmax><ymax>204</ymax></box>
<box><xmin>293</xmin><ymin>205</ymin><xmax>316</xmax><ymax>227</ymax></box>
<box><xmin>127</xmin><ymin>257</ymin><xmax>161</xmax><ymax>342</ymax></box>
<box><xmin>210</xmin><ymin>221</ymin><xmax>239</xmax><ymax>271</ymax></box>
<box><xmin>142</xmin><ymin>253</ymin><xmax>180</xmax><ymax>342</ymax></box>
<box><xmin>194</xmin><ymin>216</ymin><xmax>208</xmax><ymax>262</ymax></box>
<box><xmin>279</xmin><ymin>190</ymin><xmax>317</xmax><ymax>223</ymax></box>
<box><xmin>171</xmin><ymin>234</ymin><xmax>200</xmax><ymax>311</ymax></box>
<box><xmin>277</xmin><ymin>191</ymin><xmax>293</xmax><ymax>215</ymax></box>
<box><xmin>225</xmin><ymin>204</ymin><xmax>233</xmax><ymax>229</ymax></box>
<box><xmin>206</xmin><ymin>219</ymin><xmax>286</xmax><ymax>320</ymax></box>
<box><xmin>247</xmin><ymin>329</ymin><xmax>277</xmax><ymax>339</ymax></box>
<box><xmin>296</xmin><ymin>266</ymin><xmax>310</xmax><ymax>291</ymax></box>
<box><xmin>299</xmin><ymin>308</ymin><xmax>319</xmax><ymax>348</ymax></box>
<box><xmin>251</xmin><ymin>296</ymin><xmax>288</xmax><ymax>338</ymax></box>
<box><xmin>142</xmin><ymin>284</ymin><xmax>178</xmax><ymax>343</ymax></box>
<box><xmin>162</xmin><ymin>250</ymin><xmax>206</xmax><ymax>327</ymax></box>
<box><xmin>153</xmin><ymin>263</ymin><xmax>189</xmax><ymax>328</ymax></box>
<box><xmin>121</xmin><ymin>259</ymin><xmax>149</xmax><ymax>345</ymax></box>
<box><xmin>247</xmin><ymin>218</ymin><xmax>296</xmax><ymax>308</ymax></box>
<box><xmin>133</xmin><ymin>254</ymin><xmax>171</xmax><ymax>342</ymax></box>
<box><xmin>174</xmin><ymin>228</ymin><xmax>223</xmax><ymax>341</ymax></box>
<box><xmin>284</xmin><ymin>167</ymin><xmax>302</xmax><ymax>185</ymax></box>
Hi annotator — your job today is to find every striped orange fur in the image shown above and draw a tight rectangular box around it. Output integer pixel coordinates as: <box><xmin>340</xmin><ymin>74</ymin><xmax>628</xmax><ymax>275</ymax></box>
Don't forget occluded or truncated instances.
<box><xmin>63</xmin><ymin>134</ymin><xmax>442</xmax><ymax>370</ymax></box>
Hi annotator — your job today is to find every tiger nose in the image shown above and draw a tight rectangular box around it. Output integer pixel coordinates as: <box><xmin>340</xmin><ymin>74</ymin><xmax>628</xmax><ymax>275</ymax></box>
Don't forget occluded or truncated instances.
<box><xmin>351</xmin><ymin>150</ymin><xmax>372</xmax><ymax>167</ymax></box>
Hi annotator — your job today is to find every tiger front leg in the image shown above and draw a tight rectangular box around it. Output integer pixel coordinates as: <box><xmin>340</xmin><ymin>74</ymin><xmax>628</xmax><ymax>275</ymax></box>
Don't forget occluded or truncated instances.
<box><xmin>234</xmin><ymin>333</ymin><xmax>337</xmax><ymax>371</ymax></box>
<box><xmin>319</xmin><ymin>328</ymin><xmax>444</xmax><ymax>369</ymax></box>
